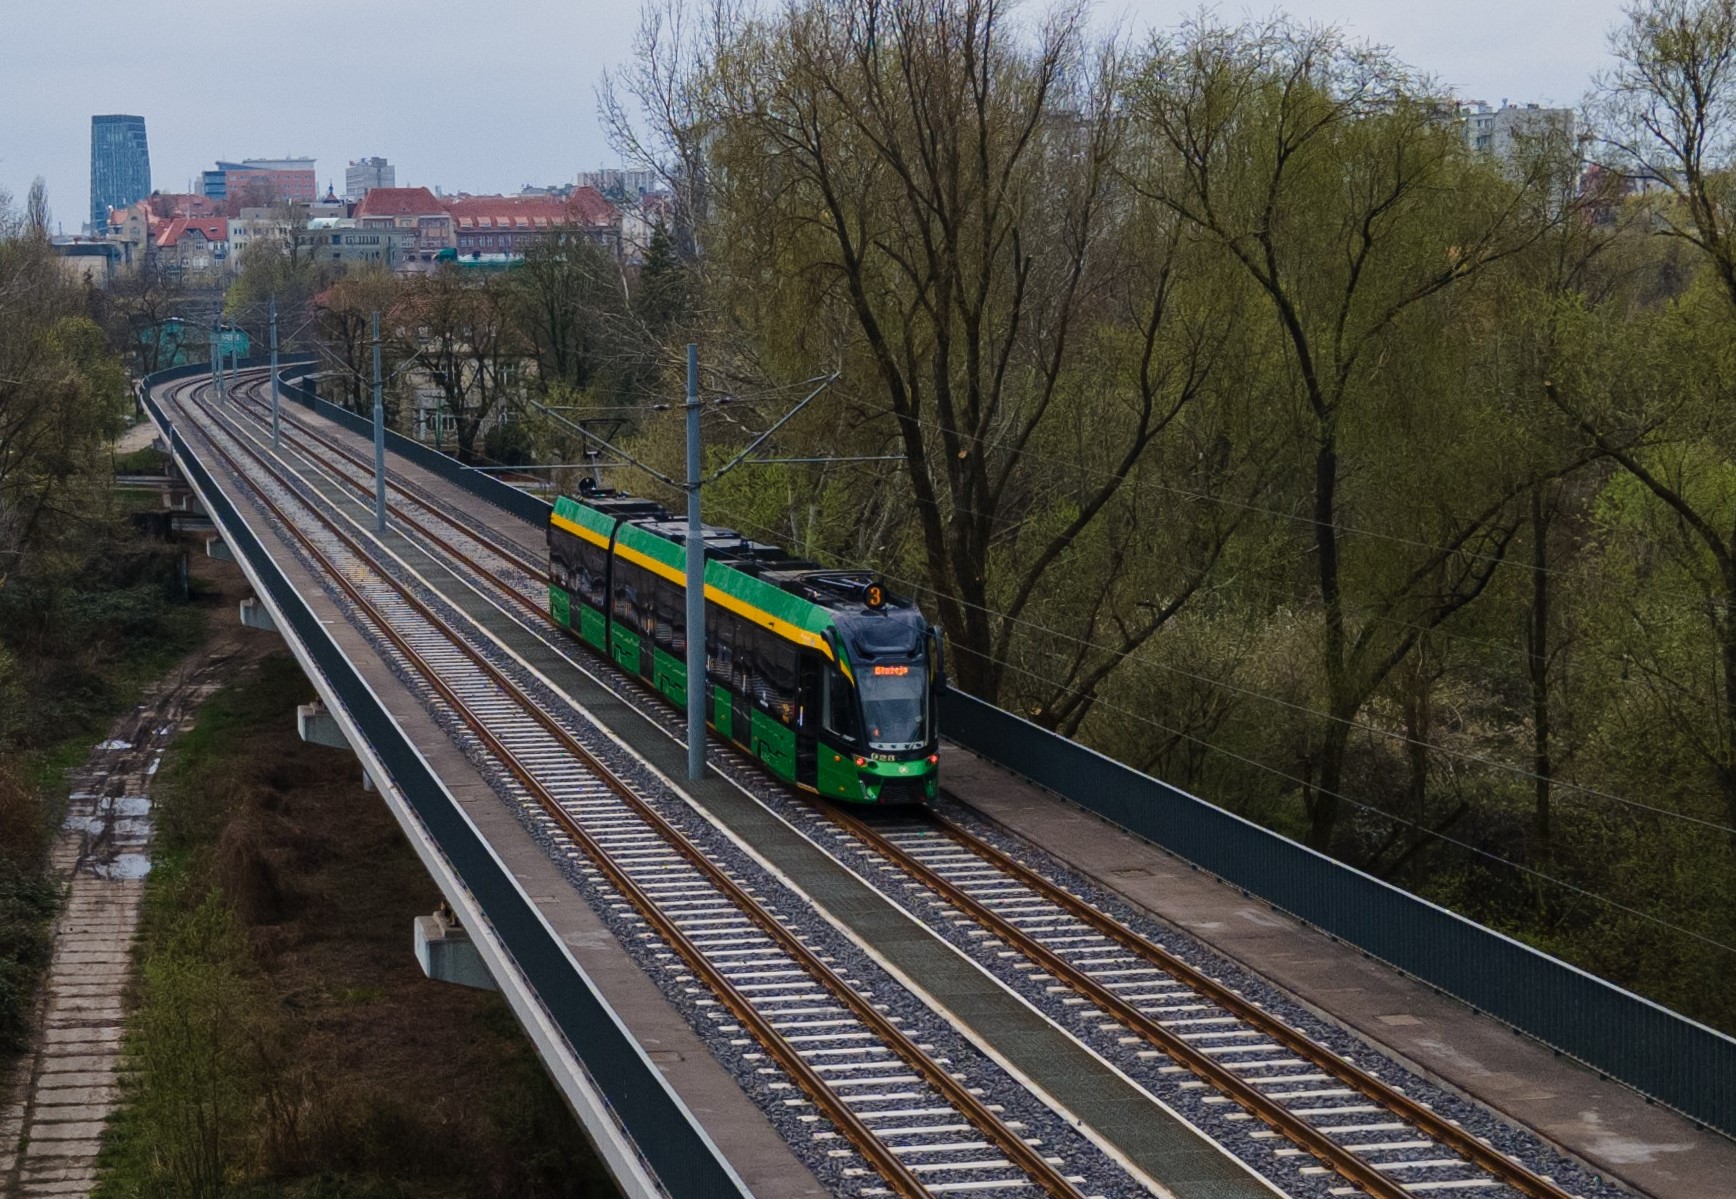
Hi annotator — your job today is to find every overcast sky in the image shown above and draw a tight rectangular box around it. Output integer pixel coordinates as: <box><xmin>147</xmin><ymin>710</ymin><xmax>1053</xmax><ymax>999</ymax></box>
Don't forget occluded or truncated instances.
<box><xmin>2</xmin><ymin>1</ymin><xmax>1624</xmax><ymax>231</ymax></box>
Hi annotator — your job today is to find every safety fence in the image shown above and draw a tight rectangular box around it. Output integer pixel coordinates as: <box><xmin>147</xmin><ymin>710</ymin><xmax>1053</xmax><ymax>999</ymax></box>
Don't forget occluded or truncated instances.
<box><xmin>939</xmin><ymin>688</ymin><xmax>1736</xmax><ymax>1137</ymax></box>
<box><xmin>172</xmin><ymin>359</ymin><xmax>1735</xmax><ymax>1139</ymax></box>
<box><xmin>142</xmin><ymin>362</ymin><xmax>749</xmax><ymax>1199</ymax></box>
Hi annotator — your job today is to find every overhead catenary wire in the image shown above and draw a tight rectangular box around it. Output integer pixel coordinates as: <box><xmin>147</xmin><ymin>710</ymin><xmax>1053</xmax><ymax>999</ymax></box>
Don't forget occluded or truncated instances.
<box><xmin>682</xmin><ymin>410</ymin><xmax>1694</xmax><ymax>680</ymax></box>
<box><xmin>699</xmin><ymin>498</ymin><xmax>1736</xmax><ymax>839</ymax></box>
<box><xmin>689</xmin><ymin>500</ymin><xmax>1734</xmax><ymax>952</ymax></box>
<box><xmin>881</xmin><ymin>404</ymin><xmax>1735</xmax><ymax>618</ymax></box>
<box><xmin>559</xmin><ymin>360</ymin><xmax>1704</xmax><ymax>691</ymax></box>
<box><xmin>667</xmin><ymin>398</ymin><xmax>1732</xmax><ymax>762</ymax></box>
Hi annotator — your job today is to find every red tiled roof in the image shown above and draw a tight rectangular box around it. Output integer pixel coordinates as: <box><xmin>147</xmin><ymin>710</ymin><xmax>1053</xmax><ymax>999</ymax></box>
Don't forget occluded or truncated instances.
<box><xmin>155</xmin><ymin>217</ymin><xmax>228</xmax><ymax>248</ymax></box>
<box><xmin>354</xmin><ymin>187</ymin><xmax>444</xmax><ymax>218</ymax></box>
<box><xmin>568</xmin><ymin>186</ymin><xmax>616</xmax><ymax>226</ymax></box>
<box><xmin>440</xmin><ymin>188</ymin><xmax>616</xmax><ymax>230</ymax></box>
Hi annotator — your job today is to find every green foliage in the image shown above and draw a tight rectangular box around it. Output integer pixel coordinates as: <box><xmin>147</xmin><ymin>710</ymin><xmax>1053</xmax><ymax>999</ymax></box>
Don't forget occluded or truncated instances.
<box><xmin>226</xmin><ymin>234</ymin><xmax>331</xmax><ymax>325</ymax></box>
<box><xmin>590</xmin><ymin>0</ymin><xmax>1736</xmax><ymax>1028</ymax></box>
<box><xmin>478</xmin><ymin>1002</ymin><xmax>618</xmax><ymax>1198</ymax></box>
<box><xmin>0</xmin><ymin>855</ymin><xmax>58</xmax><ymax>1053</ymax></box>
<box><xmin>117</xmin><ymin>894</ymin><xmax>270</xmax><ymax>1199</ymax></box>
<box><xmin>482</xmin><ymin>418</ymin><xmax>536</xmax><ymax>467</ymax></box>
<box><xmin>0</xmin><ymin>205</ymin><xmax>208</xmax><ymax>1079</ymax></box>
<box><xmin>113</xmin><ymin>442</ymin><xmax>167</xmax><ymax>475</ymax></box>
<box><xmin>510</xmin><ymin>232</ymin><xmax>631</xmax><ymax>397</ymax></box>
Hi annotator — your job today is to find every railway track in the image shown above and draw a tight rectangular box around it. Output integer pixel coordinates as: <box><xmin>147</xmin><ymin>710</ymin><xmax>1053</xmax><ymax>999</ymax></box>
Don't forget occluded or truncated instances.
<box><xmin>169</xmin><ymin>371</ymin><xmax>1598</xmax><ymax>1199</ymax></box>
<box><xmin>160</xmin><ymin>376</ymin><xmax>1132</xmax><ymax>1199</ymax></box>
<box><xmin>818</xmin><ymin>808</ymin><xmax>1575</xmax><ymax>1199</ymax></box>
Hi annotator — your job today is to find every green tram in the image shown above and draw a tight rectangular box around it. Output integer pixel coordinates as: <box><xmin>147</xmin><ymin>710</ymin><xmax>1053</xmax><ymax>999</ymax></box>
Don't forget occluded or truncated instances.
<box><xmin>546</xmin><ymin>486</ymin><xmax>941</xmax><ymax>804</ymax></box>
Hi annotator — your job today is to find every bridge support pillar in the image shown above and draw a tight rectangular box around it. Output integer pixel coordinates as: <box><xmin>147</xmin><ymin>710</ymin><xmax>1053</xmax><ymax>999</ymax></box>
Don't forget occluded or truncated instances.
<box><xmin>204</xmin><ymin>536</ymin><xmax>235</xmax><ymax>561</ymax></box>
<box><xmin>239</xmin><ymin>596</ymin><xmax>276</xmax><ymax>633</ymax></box>
<box><xmin>296</xmin><ymin>701</ymin><xmax>382</xmax><ymax>793</ymax></box>
<box><xmin>296</xmin><ymin>701</ymin><xmax>350</xmax><ymax>750</ymax></box>
<box><xmin>414</xmin><ymin>905</ymin><xmax>496</xmax><ymax>991</ymax></box>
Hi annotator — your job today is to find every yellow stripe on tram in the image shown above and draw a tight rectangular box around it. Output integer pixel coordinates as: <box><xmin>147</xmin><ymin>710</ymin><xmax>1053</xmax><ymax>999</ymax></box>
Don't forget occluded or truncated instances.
<box><xmin>611</xmin><ymin>540</ymin><xmax>834</xmax><ymax>660</ymax></box>
<box><xmin>551</xmin><ymin>512</ymin><xmax>611</xmax><ymax>549</ymax></box>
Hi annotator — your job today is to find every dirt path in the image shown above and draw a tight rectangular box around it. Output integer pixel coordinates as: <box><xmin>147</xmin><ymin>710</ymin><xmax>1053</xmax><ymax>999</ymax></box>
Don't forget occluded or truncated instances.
<box><xmin>0</xmin><ymin>564</ymin><xmax>266</xmax><ymax>1199</ymax></box>
<box><xmin>111</xmin><ymin>421</ymin><xmax>159</xmax><ymax>458</ymax></box>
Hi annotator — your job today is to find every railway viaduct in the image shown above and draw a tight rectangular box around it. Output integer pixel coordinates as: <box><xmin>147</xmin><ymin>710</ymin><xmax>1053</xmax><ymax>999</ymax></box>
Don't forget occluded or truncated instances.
<box><xmin>94</xmin><ymin>359</ymin><xmax>1736</xmax><ymax>1199</ymax></box>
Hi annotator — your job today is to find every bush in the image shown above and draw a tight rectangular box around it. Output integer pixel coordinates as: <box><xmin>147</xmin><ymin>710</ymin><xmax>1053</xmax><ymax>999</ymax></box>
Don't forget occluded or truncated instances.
<box><xmin>0</xmin><ymin>860</ymin><xmax>58</xmax><ymax>1054</ymax></box>
<box><xmin>106</xmin><ymin>893</ymin><xmax>277</xmax><ymax>1199</ymax></box>
<box><xmin>482</xmin><ymin>419</ymin><xmax>534</xmax><ymax>467</ymax></box>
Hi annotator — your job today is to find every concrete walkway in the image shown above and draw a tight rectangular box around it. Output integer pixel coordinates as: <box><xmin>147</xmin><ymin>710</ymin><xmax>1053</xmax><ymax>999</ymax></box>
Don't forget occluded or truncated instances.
<box><xmin>941</xmin><ymin>747</ymin><xmax>1736</xmax><ymax>1199</ymax></box>
<box><xmin>0</xmin><ymin>652</ymin><xmax>235</xmax><ymax>1199</ymax></box>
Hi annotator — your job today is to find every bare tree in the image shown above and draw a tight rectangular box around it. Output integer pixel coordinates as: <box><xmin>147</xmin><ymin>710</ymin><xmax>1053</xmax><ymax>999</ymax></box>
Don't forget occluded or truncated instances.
<box><xmin>1560</xmin><ymin>0</ymin><xmax>1736</xmax><ymax>828</ymax></box>
<box><xmin>24</xmin><ymin>179</ymin><xmax>49</xmax><ymax>242</ymax></box>
<box><xmin>1130</xmin><ymin>18</ymin><xmax>1574</xmax><ymax>848</ymax></box>
<box><xmin>599</xmin><ymin>0</ymin><xmax>737</xmax><ymax>260</ymax></box>
<box><xmin>672</xmin><ymin>0</ymin><xmax>1256</xmax><ymax>709</ymax></box>
<box><xmin>398</xmin><ymin>268</ymin><xmax>526</xmax><ymax>462</ymax></box>
<box><xmin>314</xmin><ymin>269</ymin><xmax>404</xmax><ymax>413</ymax></box>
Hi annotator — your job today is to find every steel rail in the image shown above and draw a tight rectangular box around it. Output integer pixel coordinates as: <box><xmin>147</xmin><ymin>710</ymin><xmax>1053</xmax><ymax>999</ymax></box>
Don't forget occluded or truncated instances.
<box><xmin>210</xmin><ymin>371</ymin><xmax>1569</xmax><ymax>1193</ymax></box>
<box><xmin>828</xmin><ymin>804</ymin><xmax>1578</xmax><ymax>1199</ymax></box>
<box><xmin>226</xmin><ymin>375</ymin><xmax>547</xmax><ymax>578</ymax></box>
<box><xmin>173</xmin><ymin>384</ymin><xmax>938</xmax><ymax>1199</ymax></box>
<box><xmin>211</xmin><ymin>371</ymin><xmax>1565</xmax><ymax>1199</ymax></box>
<box><xmin>212</xmin><ymin>371</ymin><xmax>1534</xmax><ymax>1198</ymax></box>
<box><xmin>225</xmin><ymin>376</ymin><xmax>552</xmax><ymax>626</ymax></box>
<box><xmin>172</xmin><ymin>383</ymin><xmax>1091</xmax><ymax>1199</ymax></box>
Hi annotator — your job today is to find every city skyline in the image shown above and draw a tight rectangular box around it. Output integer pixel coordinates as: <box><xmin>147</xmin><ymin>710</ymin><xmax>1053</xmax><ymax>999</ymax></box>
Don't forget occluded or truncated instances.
<box><xmin>6</xmin><ymin>0</ymin><xmax>1625</xmax><ymax>228</ymax></box>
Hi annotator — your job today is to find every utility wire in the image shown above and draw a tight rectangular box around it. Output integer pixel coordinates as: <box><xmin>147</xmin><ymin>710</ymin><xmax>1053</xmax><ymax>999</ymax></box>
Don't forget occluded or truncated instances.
<box><xmin>700</xmin><ymin>406</ymin><xmax>1714</xmax><ymax>689</ymax></box>
<box><xmin>883</xmin><ymin>405</ymin><xmax>1733</xmax><ymax>614</ymax></box>
<box><xmin>687</xmin><ymin>501</ymin><xmax>1736</xmax><ymax>953</ymax></box>
<box><xmin>700</xmin><ymin>498</ymin><xmax>1736</xmax><ymax>838</ymax></box>
<box><xmin>695</xmin><ymin>507</ymin><xmax>1736</xmax><ymax>951</ymax></box>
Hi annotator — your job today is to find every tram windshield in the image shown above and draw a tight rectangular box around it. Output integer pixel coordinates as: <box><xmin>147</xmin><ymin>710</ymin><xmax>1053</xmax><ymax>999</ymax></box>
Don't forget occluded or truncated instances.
<box><xmin>858</xmin><ymin>659</ymin><xmax>928</xmax><ymax>751</ymax></box>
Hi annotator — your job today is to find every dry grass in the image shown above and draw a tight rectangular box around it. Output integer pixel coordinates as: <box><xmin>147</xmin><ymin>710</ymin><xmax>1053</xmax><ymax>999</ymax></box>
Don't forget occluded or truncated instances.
<box><xmin>97</xmin><ymin>651</ymin><xmax>615</xmax><ymax>1199</ymax></box>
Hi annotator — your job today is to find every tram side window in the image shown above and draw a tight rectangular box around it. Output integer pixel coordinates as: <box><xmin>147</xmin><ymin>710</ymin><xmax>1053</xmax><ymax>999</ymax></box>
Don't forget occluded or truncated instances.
<box><xmin>757</xmin><ymin>632</ymin><xmax>800</xmax><ymax>724</ymax></box>
<box><xmin>575</xmin><ymin>539</ymin><xmax>608</xmax><ymax>609</ymax></box>
<box><xmin>651</xmin><ymin>578</ymin><xmax>672</xmax><ymax>648</ymax></box>
<box><xmin>797</xmin><ymin>657</ymin><xmax>820</xmax><ymax>731</ymax></box>
<box><xmin>737</xmin><ymin>622</ymin><xmax>763</xmax><ymax>703</ymax></box>
<box><xmin>821</xmin><ymin>665</ymin><xmax>859</xmax><ymax>742</ymax></box>
<box><xmin>613</xmin><ymin>559</ymin><xmax>647</xmax><ymax>631</ymax></box>
<box><xmin>548</xmin><ymin>530</ymin><xmax>574</xmax><ymax>591</ymax></box>
<box><xmin>652</xmin><ymin>576</ymin><xmax>685</xmax><ymax>651</ymax></box>
<box><xmin>730</xmin><ymin>617</ymin><xmax>751</xmax><ymax>693</ymax></box>
<box><xmin>707</xmin><ymin>605</ymin><xmax>735</xmax><ymax>683</ymax></box>
<box><xmin>669</xmin><ymin>581</ymin><xmax>687</xmax><ymax>653</ymax></box>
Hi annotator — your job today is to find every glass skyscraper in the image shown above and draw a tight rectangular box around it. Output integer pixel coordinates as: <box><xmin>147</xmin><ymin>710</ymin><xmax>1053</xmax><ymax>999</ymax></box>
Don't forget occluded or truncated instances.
<box><xmin>90</xmin><ymin>115</ymin><xmax>151</xmax><ymax>232</ymax></box>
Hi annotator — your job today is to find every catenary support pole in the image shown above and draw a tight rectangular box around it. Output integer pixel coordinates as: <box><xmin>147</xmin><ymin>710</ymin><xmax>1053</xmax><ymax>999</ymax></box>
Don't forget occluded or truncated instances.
<box><xmin>210</xmin><ymin>323</ymin><xmax>219</xmax><ymax>396</ymax></box>
<box><xmin>685</xmin><ymin>342</ymin><xmax>706</xmax><ymax>781</ymax></box>
<box><xmin>269</xmin><ymin>296</ymin><xmax>281</xmax><ymax>447</ymax></box>
<box><xmin>372</xmin><ymin>310</ymin><xmax>387</xmax><ymax>533</ymax></box>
